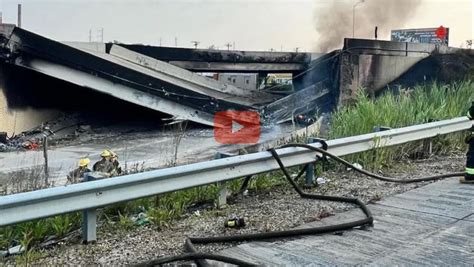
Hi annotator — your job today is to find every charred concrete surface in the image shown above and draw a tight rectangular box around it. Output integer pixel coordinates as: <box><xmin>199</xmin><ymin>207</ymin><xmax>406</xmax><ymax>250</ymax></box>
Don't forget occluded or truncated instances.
<box><xmin>389</xmin><ymin>52</ymin><xmax>474</xmax><ymax>88</ymax></box>
<box><xmin>0</xmin><ymin>60</ymin><xmax>171</xmax><ymax>132</ymax></box>
<box><xmin>336</xmin><ymin>38</ymin><xmax>474</xmax><ymax>105</ymax></box>
<box><xmin>293</xmin><ymin>37</ymin><xmax>474</xmax><ymax>107</ymax></box>
<box><xmin>0</xmin><ymin>88</ymin><xmax>59</xmax><ymax>136</ymax></box>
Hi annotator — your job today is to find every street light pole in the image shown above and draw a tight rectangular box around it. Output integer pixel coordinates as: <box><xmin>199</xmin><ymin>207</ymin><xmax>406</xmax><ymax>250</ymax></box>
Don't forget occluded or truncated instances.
<box><xmin>353</xmin><ymin>0</ymin><xmax>365</xmax><ymax>38</ymax></box>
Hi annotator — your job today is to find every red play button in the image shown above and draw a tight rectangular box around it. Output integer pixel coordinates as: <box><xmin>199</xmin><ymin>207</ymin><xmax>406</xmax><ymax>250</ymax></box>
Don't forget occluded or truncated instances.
<box><xmin>214</xmin><ymin>110</ymin><xmax>260</xmax><ymax>144</ymax></box>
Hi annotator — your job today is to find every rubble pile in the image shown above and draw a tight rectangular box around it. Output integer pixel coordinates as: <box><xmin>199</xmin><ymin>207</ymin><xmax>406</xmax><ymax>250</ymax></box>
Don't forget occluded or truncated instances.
<box><xmin>0</xmin><ymin>115</ymin><xmax>86</xmax><ymax>152</ymax></box>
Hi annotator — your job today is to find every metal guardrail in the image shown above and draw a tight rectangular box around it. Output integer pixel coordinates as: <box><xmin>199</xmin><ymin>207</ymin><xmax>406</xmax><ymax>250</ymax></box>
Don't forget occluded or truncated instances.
<box><xmin>0</xmin><ymin>117</ymin><xmax>472</xmax><ymax>242</ymax></box>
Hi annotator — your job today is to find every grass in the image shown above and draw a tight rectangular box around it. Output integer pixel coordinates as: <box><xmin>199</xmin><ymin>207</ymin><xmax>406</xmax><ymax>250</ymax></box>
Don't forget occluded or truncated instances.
<box><xmin>4</xmin><ymin>167</ymin><xmax>51</xmax><ymax>195</ymax></box>
<box><xmin>329</xmin><ymin>81</ymin><xmax>474</xmax><ymax>170</ymax></box>
<box><xmin>0</xmin><ymin>213</ymin><xmax>80</xmax><ymax>264</ymax></box>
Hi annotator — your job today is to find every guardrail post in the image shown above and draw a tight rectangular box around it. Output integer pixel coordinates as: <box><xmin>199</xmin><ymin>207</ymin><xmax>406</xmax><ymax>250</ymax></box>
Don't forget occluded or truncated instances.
<box><xmin>372</xmin><ymin>126</ymin><xmax>392</xmax><ymax>165</ymax></box>
<box><xmin>214</xmin><ymin>152</ymin><xmax>234</xmax><ymax>208</ymax></box>
<box><xmin>428</xmin><ymin>139</ymin><xmax>433</xmax><ymax>155</ymax></box>
<box><xmin>304</xmin><ymin>137</ymin><xmax>320</xmax><ymax>187</ymax></box>
<box><xmin>82</xmin><ymin>172</ymin><xmax>98</xmax><ymax>244</ymax></box>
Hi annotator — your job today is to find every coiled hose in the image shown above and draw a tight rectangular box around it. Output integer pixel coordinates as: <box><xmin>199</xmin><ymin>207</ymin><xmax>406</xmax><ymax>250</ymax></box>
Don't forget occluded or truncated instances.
<box><xmin>136</xmin><ymin>143</ymin><xmax>464</xmax><ymax>266</ymax></box>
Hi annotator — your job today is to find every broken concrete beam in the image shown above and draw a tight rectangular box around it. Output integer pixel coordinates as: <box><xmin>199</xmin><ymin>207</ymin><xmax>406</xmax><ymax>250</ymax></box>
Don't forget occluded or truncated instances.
<box><xmin>110</xmin><ymin>44</ymin><xmax>312</xmax><ymax>64</ymax></box>
<box><xmin>109</xmin><ymin>44</ymin><xmax>280</xmax><ymax>106</ymax></box>
<box><xmin>263</xmin><ymin>82</ymin><xmax>330</xmax><ymax>124</ymax></box>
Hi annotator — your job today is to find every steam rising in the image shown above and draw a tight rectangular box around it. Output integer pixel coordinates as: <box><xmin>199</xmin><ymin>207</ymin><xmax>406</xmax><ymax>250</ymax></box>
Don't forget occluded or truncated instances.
<box><xmin>314</xmin><ymin>0</ymin><xmax>421</xmax><ymax>52</ymax></box>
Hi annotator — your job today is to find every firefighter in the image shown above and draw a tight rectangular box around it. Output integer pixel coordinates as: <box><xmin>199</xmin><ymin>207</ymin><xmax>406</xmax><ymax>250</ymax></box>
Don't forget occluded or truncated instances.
<box><xmin>460</xmin><ymin>102</ymin><xmax>474</xmax><ymax>184</ymax></box>
<box><xmin>67</xmin><ymin>158</ymin><xmax>91</xmax><ymax>184</ymax></box>
<box><xmin>109</xmin><ymin>150</ymin><xmax>123</xmax><ymax>176</ymax></box>
<box><xmin>93</xmin><ymin>150</ymin><xmax>115</xmax><ymax>176</ymax></box>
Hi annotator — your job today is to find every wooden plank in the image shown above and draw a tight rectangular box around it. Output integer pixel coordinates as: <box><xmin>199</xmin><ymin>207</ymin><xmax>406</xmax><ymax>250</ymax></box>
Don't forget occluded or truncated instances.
<box><xmin>216</xmin><ymin>178</ymin><xmax>474</xmax><ymax>265</ymax></box>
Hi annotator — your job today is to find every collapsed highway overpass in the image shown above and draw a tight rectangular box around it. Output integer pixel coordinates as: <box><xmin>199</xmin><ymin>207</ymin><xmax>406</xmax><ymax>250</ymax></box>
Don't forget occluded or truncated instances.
<box><xmin>0</xmin><ymin>27</ymin><xmax>330</xmax><ymax>127</ymax></box>
<box><xmin>1</xmin><ymin>26</ymin><xmax>473</xmax><ymax>133</ymax></box>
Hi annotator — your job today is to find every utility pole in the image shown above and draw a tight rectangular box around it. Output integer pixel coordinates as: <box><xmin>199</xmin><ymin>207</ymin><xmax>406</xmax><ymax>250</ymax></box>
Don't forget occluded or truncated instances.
<box><xmin>97</xmin><ymin>28</ymin><xmax>104</xmax><ymax>43</ymax></box>
<box><xmin>43</xmin><ymin>136</ymin><xmax>49</xmax><ymax>185</ymax></box>
<box><xmin>191</xmin><ymin>41</ymin><xmax>200</xmax><ymax>49</ymax></box>
<box><xmin>225</xmin><ymin>42</ymin><xmax>232</xmax><ymax>51</ymax></box>
<box><xmin>233</xmin><ymin>41</ymin><xmax>235</xmax><ymax>51</ymax></box>
<box><xmin>17</xmin><ymin>4</ymin><xmax>22</xmax><ymax>28</ymax></box>
<box><xmin>295</xmin><ymin>47</ymin><xmax>300</xmax><ymax>53</ymax></box>
<box><xmin>159</xmin><ymin>37</ymin><xmax>162</xmax><ymax>46</ymax></box>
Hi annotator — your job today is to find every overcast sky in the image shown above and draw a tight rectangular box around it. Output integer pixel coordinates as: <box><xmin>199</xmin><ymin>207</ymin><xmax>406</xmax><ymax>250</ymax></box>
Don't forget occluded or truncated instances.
<box><xmin>0</xmin><ymin>0</ymin><xmax>472</xmax><ymax>52</ymax></box>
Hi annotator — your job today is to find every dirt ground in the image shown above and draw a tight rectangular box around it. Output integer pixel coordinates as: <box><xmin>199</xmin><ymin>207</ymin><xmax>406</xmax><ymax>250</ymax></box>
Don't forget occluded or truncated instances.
<box><xmin>5</xmin><ymin>152</ymin><xmax>465</xmax><ymax>266</ymax></box>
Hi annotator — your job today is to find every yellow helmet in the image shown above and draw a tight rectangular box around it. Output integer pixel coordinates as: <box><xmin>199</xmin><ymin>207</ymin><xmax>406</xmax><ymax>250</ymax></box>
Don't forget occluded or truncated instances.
<box><xmin>109</xmin><ymin>150</ymin><xmax>118</xmax><ymax>158</ymax></box>
<box><xmin>100</xmin><ymin>150</ymin><xmax>112</xmax><ymax>158</ymax></box>
<box><xmin>78</xmin><ymin>158</ymin><xmax>90</xmax><ymax>167</ymax></box>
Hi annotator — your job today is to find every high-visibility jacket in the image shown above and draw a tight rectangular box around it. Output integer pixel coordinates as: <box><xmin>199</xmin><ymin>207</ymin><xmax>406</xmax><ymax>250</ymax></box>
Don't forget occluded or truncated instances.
<box><xmin>467</xmin><ymin>103</ymin><xmax>474</xmax><ymax>178</ymax></box>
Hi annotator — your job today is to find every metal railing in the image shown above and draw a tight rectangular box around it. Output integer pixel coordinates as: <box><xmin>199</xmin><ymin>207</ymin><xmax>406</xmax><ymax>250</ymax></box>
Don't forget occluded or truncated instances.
<box><xmin>0</xmin><ymin>116</ymin><xmax>472</xmax><ymax>242</ymax></box>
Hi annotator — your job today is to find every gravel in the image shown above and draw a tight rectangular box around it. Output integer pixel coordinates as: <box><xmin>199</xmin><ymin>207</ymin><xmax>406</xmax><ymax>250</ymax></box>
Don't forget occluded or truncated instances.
<box><xmin>5</xmin><ymin>154</ymin><xmax>466</xmax><ymax>265</ymax></box>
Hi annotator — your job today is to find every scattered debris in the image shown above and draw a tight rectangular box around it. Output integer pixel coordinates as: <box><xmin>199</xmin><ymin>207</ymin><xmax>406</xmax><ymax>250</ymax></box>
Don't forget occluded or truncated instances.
<box><xmin>0</xmin><ymin>115</ymin><xmax>82</xmax><ymax>153</ymax></box>
<box><xmin>294</xmin><ymin>114</ymin><xmax>316</xmax><ymax>126</ymax></box>
<box><xmin>132</xmin><ymin>213</ymin><xmax>150</xmax><ymax>226</ymax></box>
<box><xmin>224</xmin><ymin>217</ymin><xmax>246</xmax><ymax>228</ymax></box>
<box><xmin>0</xmin><ymin>143</ymin><xmax>9</xmax><ymax>152</ymax></box>
<box><xmin>316</xmin><ymin>177</ymin><xmax>330</xmax><ymax>185</ymax></box>
<box><xmin>347</xmin><ymin>163</ymin><xmax>363</xmax><ymax>171</ymax></box>
<box><xmin>0</xmin><ymin>245</ymin><xmax>25</xmax><ymax>257</ymax></box>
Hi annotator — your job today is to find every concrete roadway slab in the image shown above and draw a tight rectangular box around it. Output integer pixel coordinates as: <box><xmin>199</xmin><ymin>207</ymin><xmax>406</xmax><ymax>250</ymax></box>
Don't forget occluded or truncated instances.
<box><xmin>217</xmin><ymin>178</ymin><xmax>474</xmax><ymax>266</ymax></box>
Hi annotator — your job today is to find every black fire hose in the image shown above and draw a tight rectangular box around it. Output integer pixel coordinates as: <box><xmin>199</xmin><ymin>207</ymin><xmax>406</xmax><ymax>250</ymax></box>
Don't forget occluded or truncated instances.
<box><xmin>137</xmin><ymin>146</ymin><xmax>375</xmax><ymax>266</ymax></box>
<box><xmin>136</xmin><ymin>143</ymin><xmax>463</xmax><ymax>266</ymax></box>
<box><xmin>135</xmin><ymin>250</ymin><xmax>257</xmax><ymax>266</ymax></box>
<box><xmin>280</xmin><ymin>143</ymin><xmax>464</xmax><ymax>183</ymax></box>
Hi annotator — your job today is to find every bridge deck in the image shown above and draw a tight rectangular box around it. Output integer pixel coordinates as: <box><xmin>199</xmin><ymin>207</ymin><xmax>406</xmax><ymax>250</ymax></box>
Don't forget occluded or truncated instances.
<box><xmin>217</xmin><ymin>178</ymin><xmax>474</xmax><ymax>265</ymax></box>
